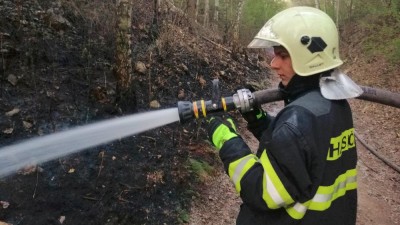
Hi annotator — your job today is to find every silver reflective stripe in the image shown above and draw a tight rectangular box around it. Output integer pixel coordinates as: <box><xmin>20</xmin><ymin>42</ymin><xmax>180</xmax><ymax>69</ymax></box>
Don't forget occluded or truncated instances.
<box><xmin>286</xmin><ymin>170</ymin><xmax>357</xmax><ymax>220</ymax></box>
<box><xmin>347</xmin><ymin>175</ymin><xmax>357</xmax><ymax>183</ymax></box>
<box><xmin>264</xmin><ymin>171</ymin><xmax>285</xmax><ymax>207</ymax></box>
<box><xmin>231</xmin><ymin>155</ymin><xmax>254</xmax><ymax>185</ymax></box>
<box><xmin>313</xmin><ymin>175</ymin><xmax>357</xmax><ymax>203</ymax></box>
<box><xmin>313</xmin><ymin>193</ymin><xmax>332</xmax><ymax>203</ymax></box>
<box><xmin>293</xmin><ymin>202</ymin><xmax>308</xmax><ymax>214</ymax></box>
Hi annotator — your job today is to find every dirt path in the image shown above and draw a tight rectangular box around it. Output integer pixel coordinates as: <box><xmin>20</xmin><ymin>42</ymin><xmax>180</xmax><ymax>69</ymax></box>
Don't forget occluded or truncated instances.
<box><xmin>352</xmin><ymin>98</ymin><xmax>400</xmax><ymax>225</ymax></box>
<box><xmin>188</xmin><ymin>75</ymin><xmax>400</xmax><ymax>225</ymax></box>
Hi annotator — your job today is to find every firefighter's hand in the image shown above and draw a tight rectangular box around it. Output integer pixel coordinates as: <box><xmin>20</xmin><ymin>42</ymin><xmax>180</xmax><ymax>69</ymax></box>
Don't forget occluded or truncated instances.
<box><xmin>241</xmin><ymin>107</ymin><xmax>267</xmax><ymax>124</ymax></box>
<box><xmin>206</xmin><ymin>116</ymin><xmax>238</xmax><ymax>150</ymax></box>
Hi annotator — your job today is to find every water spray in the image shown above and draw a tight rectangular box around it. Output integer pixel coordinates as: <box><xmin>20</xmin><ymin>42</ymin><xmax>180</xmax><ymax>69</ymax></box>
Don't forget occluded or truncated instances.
<box><xmin>0</xmin><ymin>79</ymin><xmax>399</xmax><ymax>178</ymax></box>
<box><xmin>0</xmin><ymin>108</ymin><xmax>180</xmax><ymax>178</ymax></box>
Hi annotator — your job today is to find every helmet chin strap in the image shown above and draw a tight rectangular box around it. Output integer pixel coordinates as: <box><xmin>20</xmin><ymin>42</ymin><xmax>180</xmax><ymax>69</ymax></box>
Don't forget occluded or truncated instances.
<box><xmin>320</xmin><ymin>69</ymin><xmax>363</xmax><ymax>100</ymax></box>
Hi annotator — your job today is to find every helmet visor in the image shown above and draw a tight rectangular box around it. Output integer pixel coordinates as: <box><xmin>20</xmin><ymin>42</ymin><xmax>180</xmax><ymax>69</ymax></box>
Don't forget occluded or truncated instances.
<box><xmin>247</xmin><ymin>38</ymin><xmax>280</xmax><ymax>48</ymax></box>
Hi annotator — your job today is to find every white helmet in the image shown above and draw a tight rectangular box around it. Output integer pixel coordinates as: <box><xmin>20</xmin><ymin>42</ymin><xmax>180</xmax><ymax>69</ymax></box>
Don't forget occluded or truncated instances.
<box><xmin>248</xmin><ymin>6</ymin><xmax>343</xmax><ymax>76</ymax></box>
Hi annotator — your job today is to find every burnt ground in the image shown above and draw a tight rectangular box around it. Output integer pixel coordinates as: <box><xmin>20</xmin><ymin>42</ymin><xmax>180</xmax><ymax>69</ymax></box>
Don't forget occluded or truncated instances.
<box><xmin>1</xmin><ymin>1</ymin><xmax>399</xmax><ymax>225</ymax></box>
<box><xmin>0</xmin><ymin>1</ymin><xmax>268</xmax><ymax>224</ymax></box>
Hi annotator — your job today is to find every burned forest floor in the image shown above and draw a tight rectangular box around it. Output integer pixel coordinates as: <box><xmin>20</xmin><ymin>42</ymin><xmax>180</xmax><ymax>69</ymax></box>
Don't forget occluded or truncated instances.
<box><xmin>0</xmin><ymin>1</ymin><xmax>399</xmax><ymax>225</ymax></box>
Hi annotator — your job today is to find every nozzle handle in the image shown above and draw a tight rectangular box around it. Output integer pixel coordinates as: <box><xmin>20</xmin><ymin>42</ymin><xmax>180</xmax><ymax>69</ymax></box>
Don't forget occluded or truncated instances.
<box><xmin>177</xmin><ymin>97</ymin><xmax>236</xmax><ymax>123</ymax></box>
<box><xmin>177</xmin><ymin>101</ymin><xmax>193</xmax><ymax>123</ymax></box>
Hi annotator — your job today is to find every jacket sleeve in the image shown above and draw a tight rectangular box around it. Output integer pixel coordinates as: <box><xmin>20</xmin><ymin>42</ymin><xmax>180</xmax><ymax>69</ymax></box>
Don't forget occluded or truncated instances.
<box><xmin>219</xmin><ymin>120</ymin><xmax>317</xmax><ymax>212</ymax></box>
<box><xmin>246</xmin><ymin>114</ymin><xmax>274</xmax><ymax>141</ymax></box>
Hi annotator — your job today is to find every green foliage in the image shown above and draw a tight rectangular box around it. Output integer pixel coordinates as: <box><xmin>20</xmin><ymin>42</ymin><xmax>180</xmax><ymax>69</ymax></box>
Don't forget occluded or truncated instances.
<box><xmin>241</xmin><ymin>0</ymin><xmax>286</xmax><ymax>44</ymax></box>
<box><xmin>390</xmin><ymin>38</ymin><xmax>400</xmax><ymax>64</ymax></box>
<box><xmin>172</xmin><ymin>0</ymin><xmax>399</xmax><ymax>69</ymax></box>
<box><xmin>177</xmin><ymin>207</ymin><xmax>190</xmax><ymax>223</ymax></box>
<box><xmin>188</xmin><ymin>158</ymin><xmax>214</xmax><ymax>181</ymax></box>
<box><xmin>358</xmin><ymin>3</ymin><xmax>400</xmax><ymax>64</ymax></box>
<box><xmin>290</xmin><ymin>0</ymin><xmax>313</xmax><ymax>5</ymax></box>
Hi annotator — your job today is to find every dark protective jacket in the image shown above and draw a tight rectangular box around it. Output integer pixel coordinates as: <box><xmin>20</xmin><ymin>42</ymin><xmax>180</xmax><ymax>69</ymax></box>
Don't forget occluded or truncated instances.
<box><xmin>219</xmin><ymin>75</ymin><xmax>358</xmax><ymax>225</ymax></box>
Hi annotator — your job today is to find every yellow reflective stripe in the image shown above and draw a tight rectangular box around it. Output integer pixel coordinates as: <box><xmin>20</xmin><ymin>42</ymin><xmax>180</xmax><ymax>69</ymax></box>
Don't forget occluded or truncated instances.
<box><xmin>285</xmin><ymin>169</ymin><xmax>357</xmax><ymax>220</ymax></box>
<box><xmin>228</xmin><ymin>154</ymin><xmax>258</xmax><ymax>193</ymax></box>
<box><xmin>309</xmin><ymin>169</ymin><xmax>357</xmax><ymax>211</ymax></box>
<box><xmin>260</xmin><ymin>151</ymin><xmax>294</xmax><ymax>209</ymax></box>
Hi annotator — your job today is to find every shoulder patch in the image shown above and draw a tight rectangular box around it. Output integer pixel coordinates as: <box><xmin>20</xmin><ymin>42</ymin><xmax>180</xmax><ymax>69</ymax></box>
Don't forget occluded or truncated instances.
<box><xmin>289</xmin><ymin>91</ymin><xmax>331</xmax><ymax>116</ymax></box>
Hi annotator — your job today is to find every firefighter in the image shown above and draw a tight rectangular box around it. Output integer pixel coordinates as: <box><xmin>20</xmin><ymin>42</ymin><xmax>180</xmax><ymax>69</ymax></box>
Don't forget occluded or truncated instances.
<box><xmin>206</xmin><ymin>6</ymin><xmax>360</xmax><ymax>225</ymax></box>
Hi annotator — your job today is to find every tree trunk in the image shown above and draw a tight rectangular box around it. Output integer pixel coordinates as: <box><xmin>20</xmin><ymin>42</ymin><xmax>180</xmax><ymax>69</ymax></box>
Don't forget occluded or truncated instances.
<box><xmin>114</xmin><ymin>0</ymin><xmax>134</xmax><ymax>109</ymax></box>
<box><xmin>195</xmin><ymin>0</ymin><xmax>199</xmax><ymax>22</ymax></box>
<box><xmin>315</xmin><ymin>0</ymin><xmax>320</xmax><ymax>9</ymax></box>
<box><xmin>348</xmin><ymin>0</ymin><xmax>353</xmax><ymax>20</ymax></box>
<box><xmin>155</xmin><ymin>0</ymin><xmax>160</xmax><ymax>10</ymax></box>
<box><xmin>187</xmin><ymin>0</ymin><xmax>197</xmax><ymax>21</ymax></box>
<box><xmin>204</xmin><ymin>0</ymin><xmax>210</xmax><ymax>27</ymax></box>
<box><xmin>214</xmin><ymin>0</ymin><xmax>219</xmax><ymax>22</ymax></box>
<box><xmin>336</xmin><ymin>0</ymin><xmax>340</xmax><ymax>28</ymax></box>
<box><xmin>151</xmin><ymin>0</ymin><xmax>160</xmax><ymax>39</ymax></box>
<box><xmin>232</xmin><ymin>0</ymin><xmax>245</xmax><ymax>54</ymax></box>
<box><xmin>223</xmin><ymin>0</ymin><xmax>229</xmax><ymax>44</ymax></box>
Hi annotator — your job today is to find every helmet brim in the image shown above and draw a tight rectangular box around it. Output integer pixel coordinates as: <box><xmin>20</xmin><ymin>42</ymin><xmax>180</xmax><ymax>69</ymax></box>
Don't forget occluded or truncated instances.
<box><xmin>247</xmin><ymin>38</ymin><xmax>280</xmax><ymax>49</ymax></box>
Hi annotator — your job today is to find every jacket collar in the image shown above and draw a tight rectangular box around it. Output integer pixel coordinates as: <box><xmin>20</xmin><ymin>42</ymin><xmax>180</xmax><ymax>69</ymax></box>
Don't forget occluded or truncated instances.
<box><xmin>278</xmin><ymin>74</ymin><xmax>321</xmax><ymax>105</ymax></box>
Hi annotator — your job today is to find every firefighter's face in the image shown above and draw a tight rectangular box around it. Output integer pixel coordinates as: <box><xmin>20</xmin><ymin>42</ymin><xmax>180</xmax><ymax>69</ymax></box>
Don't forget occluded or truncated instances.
<box><xmin>270</xmin><ymin>46</ymin><xmax>296</xmax><ymax>87</ymax></box>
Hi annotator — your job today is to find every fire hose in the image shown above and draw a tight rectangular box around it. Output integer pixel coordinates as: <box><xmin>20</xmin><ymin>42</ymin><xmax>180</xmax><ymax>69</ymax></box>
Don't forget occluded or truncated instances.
<box><xmin>177</xmin><ymin>80</ymin><xmax>400</xmax><ymax>173</ymax></box>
